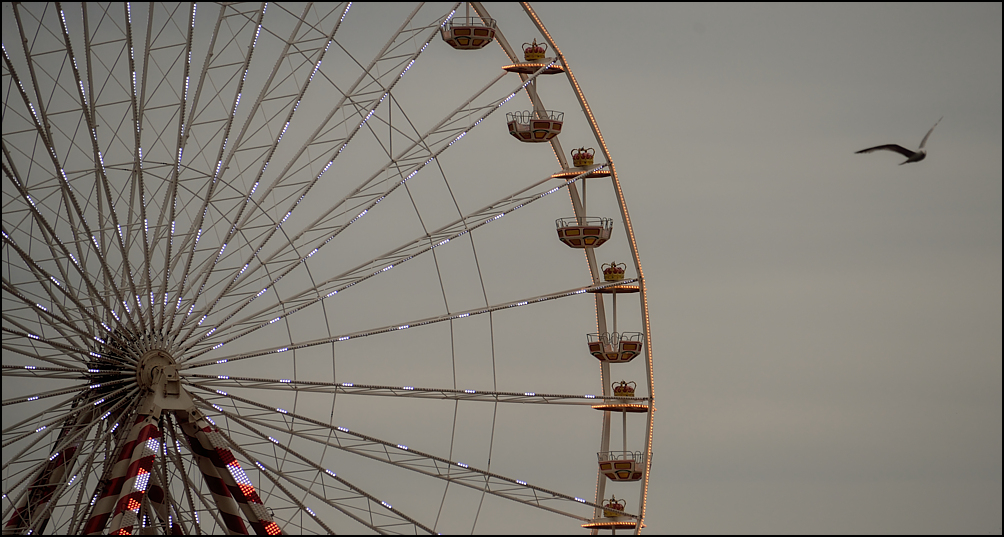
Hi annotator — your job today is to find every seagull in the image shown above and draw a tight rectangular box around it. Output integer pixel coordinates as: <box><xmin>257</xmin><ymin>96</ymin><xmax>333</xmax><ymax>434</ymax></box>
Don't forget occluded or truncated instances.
<box><xmin>855</xmin><ymin>117</ymin><xmax>942</xmax><ymax>164</ymax></box>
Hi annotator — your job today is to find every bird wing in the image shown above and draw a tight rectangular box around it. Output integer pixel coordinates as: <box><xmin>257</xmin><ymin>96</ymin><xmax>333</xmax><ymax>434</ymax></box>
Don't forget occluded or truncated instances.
<box><xmin>855</xmin><ymin>144</ymin><xmax>916</xmax><ymax>158</ymax></box>
<box><xmin>919</xmin><ymin>116</ymin><xmax>943</xmax><ymax>149</ymax></box>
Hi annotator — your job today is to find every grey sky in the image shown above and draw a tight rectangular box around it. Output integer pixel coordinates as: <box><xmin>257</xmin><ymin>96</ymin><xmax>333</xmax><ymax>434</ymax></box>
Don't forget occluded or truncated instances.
<box><xmin>2</xmin><ymin>2</ymin><xmax>1001</xmax><ymax>535</ymax></box>
<box><xmin>534</xmin><ymin>2</ymin><xmax>1002</xmax><ymax>534</ymax></box>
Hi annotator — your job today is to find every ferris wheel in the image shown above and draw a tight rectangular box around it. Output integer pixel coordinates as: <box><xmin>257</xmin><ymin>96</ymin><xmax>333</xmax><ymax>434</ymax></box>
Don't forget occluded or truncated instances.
<box><xmin>1</xmin><ymin>2</ymin><xmax>655</xmax><ymax>534</ymax></box>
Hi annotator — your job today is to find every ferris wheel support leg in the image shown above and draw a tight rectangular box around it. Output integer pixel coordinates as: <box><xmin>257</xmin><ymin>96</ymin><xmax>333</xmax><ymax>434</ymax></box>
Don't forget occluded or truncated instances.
<box><xmin>104</xmin><ymin>414</ymin><xmax>163</xmax><ymax>535</ymax></box>
<box><xmin>178</xmin><ymin>419</ymin><xmax>250</xmax><ymax>535</ymax></box>
<box><xmin>81</xmin><ymin>412</ymin><xmax>155</xmax><ymax>534</ymax></box>
<box><xmin>179</xmin><ymin>411</ymin><xmax>283</xmax><ymax>535</ymax></box>
<box><xmin>3</xmin><ymin>406</ymin><xmax>93</xmax><ymax>535</ymax></box>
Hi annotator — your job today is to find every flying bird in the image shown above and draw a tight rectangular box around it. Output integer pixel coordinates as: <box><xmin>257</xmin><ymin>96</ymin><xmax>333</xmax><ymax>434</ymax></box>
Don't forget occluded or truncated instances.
<box><xmin>855</xmin><ymin>117</ymin><xmax>943</xmax><ymax>164</ymax></box>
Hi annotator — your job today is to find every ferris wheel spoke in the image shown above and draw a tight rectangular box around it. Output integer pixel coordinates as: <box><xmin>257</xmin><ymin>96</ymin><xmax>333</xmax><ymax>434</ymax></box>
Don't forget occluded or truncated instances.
<box><xmin>190</xmin><ymin>276</ymin><xmax>634</xmax><ymax>369</ymax></box>
<box><xmin>2</xmin><ymin>43</ymin><xmax>143</xmax><ymax>336</ymax></box>
<box><xmin>139</xmin><ymin>3</ymin><xmax>199</xmax><ymax>337</ymax></box>
<box><xmin>164</xmin><ymin>4</ymin><xmax>351</xmax><ymax>352</ymax></box>
<box><xmin>1</xmin><ymin>380</ymin><xmax>117</xmax><ymax>408</ymax></box>
<box><xmin>1</xmin><ymin>165</ymin><xmax>112</xmax><ymax>335</ymax></box>
<box><xmin>1</xmin><ymin>324</ymin><xmax>92</xmax><ymax>369</ymax></box>
<box><xmin>1</xmin><ymin>385</ymin><xmax>133</xmax><ymax>449</ymax></box>
<box><xmin>165</xmin><ymin>4</ymin><xmax>270</xmax><ymax>351</ymax></box>
<box><xmin>1</xmin><ymin>187</ymin><xmax>102</xmax><ymax>340</ymax></box>
<box><xmin>1</xmin><ymin>363</ymin><xmax>90</xmax><ymax>381</ymax></box>
<box><xmin>53</xmin><ymin>1</ymin><xmax>154</xmax><ymax>337</ymax></box>
<box><xmin>185</xmin><ymin>266</ymin><xmax>633</xmax><ymax>371</ymax></box>
<box><xmin>1</xmin><ymin>233</ymin><xmax>98</xmax><ymax>345</ymax></box>
<box><xmin>172</xmin><ymin>6</ymin><xmax>453</xmax><ymax>349</ymax></box>
<box><xmin>96</xmin><ymin>1</ymin><xmax>159</xmax><ymax>331</ymax></box>
<box><xmin>78</xmin><ymin>2</ymin><xmax>151</xmax><ymax>319</ymax></box>
<box><xmin>3</xmin><ymin>154</ymin><xmax>130</xmax><ymax>337</ymax></box>
<box><xmin>0</xmin><ymin>395</ymin><xmax>79</xmax><ymax>461</ymax></box>
<box><xmin>230</xmin><ymin>2</ymin><xmax>440</xmax><ymax>233</ymax></box>
<box><xmin>1</xmin><ymin>308</ymin><xmax>114</xmax><ymax>365</ymax></box>
<box><xmin>256</xmin><ymin>61</ymin><xmax>547</xmax><ymax>274</ymax></box>
<box><xmin>6</xmin><ymin>4</ymin><xmax>57</xmax><ymax>144</ymax></box>
<box><xmin>189</xmin><ymin>395</ymin><xmax>438</xmax><ymax>534</ymax></box>
<box><xmin>182</xmin><ymin>373</ymin><xmax>647</xmax><ymax>408</ymax></box>
<box><xmin>191</xmin><ymin>388</ymin><xmax>627</xmax><ymax>523</ymax></box>
<box><xmin>2</xmin><ymin>277</ymin><xmax>94</xmax><ymax>348</ymax></box>
<box><xmin>180</xmin><ymin>85</ymin><xmax>574</xmax><ymax>359</ymax></box>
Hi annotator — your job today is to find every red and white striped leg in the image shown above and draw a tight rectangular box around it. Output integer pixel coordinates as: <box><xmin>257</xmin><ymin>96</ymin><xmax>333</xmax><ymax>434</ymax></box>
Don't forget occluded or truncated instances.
<box><xmin>179</xmin><ymin>418</ymin><xmax>250</xmax><ymax>535</ymax></box>
<box><xmin>82</xmin><ymin>413</ymin><xmax>150</xmax><ymax>535</ymax></box>
<box><xmin>105</xmin><ymin>414</ymin><xmax>163</xmax><ymax>535</ymax></box>
<box><xmin>180</xmin><ymin>414</ymin><xmax>283</xmax><ymax>535</ymax></box>
<box><xmin>3</xmin><ymin>407</ymin><xmax>94</xmax><ymax>534</ymax></box>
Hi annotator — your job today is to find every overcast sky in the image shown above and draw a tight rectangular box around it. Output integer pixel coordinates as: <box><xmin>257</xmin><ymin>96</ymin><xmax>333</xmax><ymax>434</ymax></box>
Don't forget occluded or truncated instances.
<box><xmin>534</xmin><ymin>2</ymin><xmax>1002</xmax><ymax>534</ymax></box>
<box><xmin>2</xmin><ymin>2</ymin><xmax>1000</xmax><ymax>535</ymax></box>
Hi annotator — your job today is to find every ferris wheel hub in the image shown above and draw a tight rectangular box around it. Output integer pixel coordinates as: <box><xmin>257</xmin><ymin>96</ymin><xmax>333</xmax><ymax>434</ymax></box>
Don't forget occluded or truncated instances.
<box><xmin>135</xmin><ymin>349</ymin><xmax>178</xmax><ymax>390</ymax></box>
<box><xmin>133</xmin><ymin>349</ymin><xmax>193</xmax><ymax>417</ymax></box>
